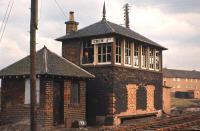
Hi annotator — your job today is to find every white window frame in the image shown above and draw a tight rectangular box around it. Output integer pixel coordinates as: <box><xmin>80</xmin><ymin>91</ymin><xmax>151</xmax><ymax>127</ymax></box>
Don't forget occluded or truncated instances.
<box><xmin>141</xmin><ymin>45</ymin><xmax>148</xmax><ymax>69</ymax></box>
<box><xmin>133</xmin><ymin>44</ymin><xmax>139</xmax><ymax>68</ymax></box>
<box><xmin>25</xmin><ymin>79</ymin><xmax>40</xmax><ymax>104</ymax></box>
<box><xmin>124</xmin><ymin>40</ymin><xmax>131</xmax><ymax>66</ymax></box>
<box><xmin>97</xmin><ymin>43</ymin><xmax>112</xmax><ymax>64</ymax></box>
<box><xmin>155</xmin><ymin>49</ymin><xmax>160</xmax><ymax>71</ymax></box>
<box><xmin>115</xmin><ymin>38</ymin><xmax>122</xmax><ymax>65</ymax></box>
<box><xmin>149</xmin><ymin>48</ymin><xmax>155</xmax><ymax>70</ymax></box>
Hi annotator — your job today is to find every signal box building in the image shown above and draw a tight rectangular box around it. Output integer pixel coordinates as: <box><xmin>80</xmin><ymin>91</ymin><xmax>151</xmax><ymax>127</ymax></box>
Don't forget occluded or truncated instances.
<box><xmin>56</xmin><ymin>5</ymin><xmax>167</xmax><ymax>125</ymax></box>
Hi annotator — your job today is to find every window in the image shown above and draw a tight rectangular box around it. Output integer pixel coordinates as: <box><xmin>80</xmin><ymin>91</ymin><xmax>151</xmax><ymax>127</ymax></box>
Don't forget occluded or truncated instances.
<box><xmin>149</xmin><ymin>48</ymin><xmax>154</xmax><ymax>69</ymax></box>
<box><xmin>141</xmin><ymin>45</ymin><xmax>147</xmax><ymax>68</ymax></box>
<box><xmin>155</xmin><ymin>50</ymin><xmax>160</xmax><ymax>71</ymax></box>
<box><xmin>134</xmin><ymin>44</ymin><xmax>139</xmax><ymax>67</ymax></box>
<box><xmin>125</xmin><ymin>40</ymin><xmax>131</xmax><ymax>65</ymax></box>
<box><xmin>71</xmin><ymin>81</ymin><xmax>80</xmax><ymax>104</ymax></box>
<box><xmin>82</xmin><ymin>40</ymin><xmax>94</xmax><ymax>64</ymax></box>
<box><xmin>25</xmin><ymin>79</ymin><xmax>40</xmax><ymax>104</ymax></box>
<box><xmin>98</xmin><ymin>43</ymin><xmax>111</xmax><ymax>63</ymax></box>
<box><xmin>116</xmin><ymin>38</ymin><xmax>122</xmax><ymax>64</ymax></box>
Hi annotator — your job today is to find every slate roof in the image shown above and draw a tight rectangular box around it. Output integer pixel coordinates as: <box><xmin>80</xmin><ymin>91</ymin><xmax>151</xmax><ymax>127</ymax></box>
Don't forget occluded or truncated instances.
<box><xmin>56</xmin><ymin>19</ymin><xmax>167</xmax><ymax>50</ymax></box>
<box><xmin>163</xmin><ymin>68</ymin><xmax>200</xmax><ymax>79</ymax></box>
<box><xmin>0</xmin><ymin>46</ymin><xmax>94</xmax><ymax>78</ymax></box>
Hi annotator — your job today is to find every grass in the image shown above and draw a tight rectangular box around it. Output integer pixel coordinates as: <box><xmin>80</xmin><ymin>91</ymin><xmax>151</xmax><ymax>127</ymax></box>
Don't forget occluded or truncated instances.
<box><xmin>171</xmin><ymin>97</ymin><xmax>200</xmax><ymax>108</ymax></box>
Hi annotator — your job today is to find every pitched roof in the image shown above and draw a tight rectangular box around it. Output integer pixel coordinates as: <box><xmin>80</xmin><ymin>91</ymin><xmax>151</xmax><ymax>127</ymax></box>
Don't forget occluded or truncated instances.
<box><xmin>0</xmin><ymin>47</ymin><xmax>94</xmax><ymax>78</ymax></box>
<box><xmin>163</xmin><ymin>68</ymin><xmax>200</xmax><ymax>79</ymax></box>
<box><xmin>56</xmin><ymin>19</ymin><xmax>167</xmax><ymax>50</ymax></box>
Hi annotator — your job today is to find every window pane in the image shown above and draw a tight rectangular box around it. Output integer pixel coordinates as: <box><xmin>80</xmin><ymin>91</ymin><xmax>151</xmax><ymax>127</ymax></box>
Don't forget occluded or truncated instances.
<box><xmin>82</xmin><ymin>40</ymin><xmax>94</xmax><ymax>64</ymax></box>
<box><xmin>107</xmin><ymin>54</ymin><xmax>111</xmax><ymax>62</ymax></box>
<box><xmin>103</xmin><ymin>54</ymin><xmax>106</xmax><ymax>62</ymax></box>
<box><xmin>103</xmin><ymin>45</ymin><xmax>106</xmax><ymax>54</ymax></box>
<box><xmin>107</xmin><ymin>44</ymin><xmax>111</xmax><ymax>53</ymax></box>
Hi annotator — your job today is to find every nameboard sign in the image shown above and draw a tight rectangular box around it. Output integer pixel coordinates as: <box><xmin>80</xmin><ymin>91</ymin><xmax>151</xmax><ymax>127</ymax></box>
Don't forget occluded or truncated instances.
<box><xmin>92</xmin><ymin>37</ymin><xmax>114</xmax><ymax>44</ymax></box>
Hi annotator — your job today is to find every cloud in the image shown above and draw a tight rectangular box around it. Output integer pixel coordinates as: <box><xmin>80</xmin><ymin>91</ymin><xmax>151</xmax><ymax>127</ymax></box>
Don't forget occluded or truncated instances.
<box><xmin>0</xmin><ymin>0</ymin><xmax>199</xmax><ymax>71</ymax></box>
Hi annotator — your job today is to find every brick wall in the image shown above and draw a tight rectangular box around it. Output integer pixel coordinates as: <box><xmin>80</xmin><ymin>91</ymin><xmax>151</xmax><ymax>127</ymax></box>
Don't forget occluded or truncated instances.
<box><xmin>0</xmin><ymin>77</ymin><xmax>87</xmax><ymax>129</ymax></box>
<box><xmin>163</xmin><ymin>87</ymin><xmax>171</xmax><ymax>114</ymax></box>
<box><xmin>62</xmin><ymin>40</ymin><xmax>81</xmax><ymax>65</ymax></box>
<box><xmin>113</xmin><ymin>66</ymin><xmax>163</xmax><ymax>114</ymax></box>
<box><xmin>39</xmin><ymin>79</ymin><xmax>54</xmax><ymax>128</ymax></box>
<box><xmin>164</xmin><ymin>77</ymin><xmax>200</xmax><ymax>95</ymax></box>
<box><xmin>0</xmin><ymin>78</ymin><xmax>29</xmax><ymax>124</ymax></box>
<box><xmin>63</xmin><ymin>80</ymin><xmax>86</xmax><ymax>128</ymax></box>
<box><xmin>84</xmin><ymin>66</ymin><xmax>162</xmax><ymax>125</ymax></box>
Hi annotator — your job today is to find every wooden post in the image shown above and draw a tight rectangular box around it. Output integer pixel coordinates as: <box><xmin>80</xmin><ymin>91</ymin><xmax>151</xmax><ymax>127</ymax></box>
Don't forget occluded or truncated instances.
<box><xmin>30</xmin><ymin>0</ymin><xmax>38</xmax><ymax>130</ymax></box>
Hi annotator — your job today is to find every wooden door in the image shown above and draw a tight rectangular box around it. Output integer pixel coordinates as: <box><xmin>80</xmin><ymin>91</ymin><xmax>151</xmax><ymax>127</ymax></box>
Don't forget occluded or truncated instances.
<box><xmin>53</xmin><ymin>81</ymin><xmax>64</xmax><ymax>125</ymax></box>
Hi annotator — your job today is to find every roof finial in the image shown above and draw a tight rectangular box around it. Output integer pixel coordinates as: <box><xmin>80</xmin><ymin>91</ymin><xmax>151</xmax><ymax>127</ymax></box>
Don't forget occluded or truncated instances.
<box><xmin>102</xmin><ymin>1</ymin><xmax>106</xmax><ymax>20</ymax></box>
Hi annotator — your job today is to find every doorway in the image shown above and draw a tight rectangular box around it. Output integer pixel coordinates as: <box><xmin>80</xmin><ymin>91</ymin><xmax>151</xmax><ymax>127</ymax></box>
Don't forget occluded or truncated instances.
<box><xmin>53</xmin><ymin>81</ymin><xmax>64</xmax><ymax>125</ymax></box>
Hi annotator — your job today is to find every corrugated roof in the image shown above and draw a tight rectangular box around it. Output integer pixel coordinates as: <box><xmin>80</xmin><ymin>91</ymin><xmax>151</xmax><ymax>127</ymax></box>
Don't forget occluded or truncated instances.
<box><xmin>0</xmin><ymin>46</ymin><xmax>94</xmax><ymax>78</ymax></box>
<box><xmin>163</xmin><ymin>68</ymin><xmax>200</xmax><ymax>79</ymax></box>
<box><xmin>56</xmin><ymin>19</ymin><xmax>167</xmax><ymax>50</ymax></box>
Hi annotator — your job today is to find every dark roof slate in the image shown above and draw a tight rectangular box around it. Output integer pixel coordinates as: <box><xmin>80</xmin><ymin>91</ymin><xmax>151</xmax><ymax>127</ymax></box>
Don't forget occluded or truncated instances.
<box><xmin>56</xmin><ymin>20</ymin><xmax>167</xmax><ymax>50</ymax></box>
<box><xmin>0</xmin><ymin>47</ymin><xmax>94</xmax><ymax>78</ymax></box>
<box><xmin>163</xmin><ymin>68</ymin><xmax>200</xmax><ymax>79</ymax></box>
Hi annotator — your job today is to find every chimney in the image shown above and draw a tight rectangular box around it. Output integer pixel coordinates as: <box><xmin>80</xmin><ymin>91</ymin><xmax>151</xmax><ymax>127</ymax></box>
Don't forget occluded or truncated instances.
<box><xmin>65</xmin><ymin>11</ymin><xmax>79</xmax><ymax>34</ymax></box>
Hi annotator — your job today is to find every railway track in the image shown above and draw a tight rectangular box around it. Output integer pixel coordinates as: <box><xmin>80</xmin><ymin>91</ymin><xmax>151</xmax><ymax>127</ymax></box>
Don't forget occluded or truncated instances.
<box><xmin>101</xmin><ymin>112</ymin><xmax>200</xmax><ymax>131</ymax></box>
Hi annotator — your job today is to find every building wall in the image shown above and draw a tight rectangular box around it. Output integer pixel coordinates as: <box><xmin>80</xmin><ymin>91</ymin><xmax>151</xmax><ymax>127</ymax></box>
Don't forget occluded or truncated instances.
<box><xmin>0</xmin><ymin>77</ymin><xmax>87</xmax><ymax>129</ymax></box>
<box><xmin>62</xmin><ymin>40</ymin><xmax>81</xmax><ymax>65</ymax></box>
<box><xmin>164</xmin><ymin>77</ymin><xmax>200</xmax><ymax>99</ymax></box>
<box><xmin>84</xmin><ymin>66</ymin><xmax>163</xmax><ymax>125</ymax></box>
<box><xmin>112</xmin><ymin>67</ymin><xmax>163</xmax><ymax>114</ymax></box>
<box><xmin>163</xmin><ymin>87</ymin><xmax>171</xmax><ymax>114</ymax></box>
<box><xmin>63</xmin><ymin>80</ymin><xmax>86</xmax><ymax>128</ymax></box>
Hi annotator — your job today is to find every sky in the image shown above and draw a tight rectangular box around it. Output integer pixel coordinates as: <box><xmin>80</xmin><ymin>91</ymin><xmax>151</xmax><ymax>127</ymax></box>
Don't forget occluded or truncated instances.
<box><xmin>0</xmin><ymin>0</ymin><xmax>200</xmax><ymax>71</ymax></box>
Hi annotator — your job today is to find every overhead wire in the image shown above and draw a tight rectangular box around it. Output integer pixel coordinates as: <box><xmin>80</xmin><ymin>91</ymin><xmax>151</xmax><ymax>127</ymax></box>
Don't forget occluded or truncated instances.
<box><xmin>53</xmin><ymin>0</ymin><xmax>67</xmax><ymax>18</ymax></box>
<box><xmin>0</xmin><ymin>0</ymin><xmax>14</xmax><ymax>43</ymax></box>
<box><xmin>0</xmin><ymin>0</ymin><xmax>13</xmax><ymax>37</ymax></box>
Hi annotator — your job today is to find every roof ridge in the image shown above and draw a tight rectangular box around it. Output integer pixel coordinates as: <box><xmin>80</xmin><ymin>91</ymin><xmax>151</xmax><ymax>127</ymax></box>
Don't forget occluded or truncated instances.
<box><xmin>43</xmin><ymin>47</ymin><xmax>48</xmax><ymax>73</ymax></box>
<box><xmin>104</xmin><ymin>20</ymin><xmax>115</xmax><ymax>32</ymax></box>
<box><xmin>164</xmin><ymin>68</ymin><xmax>200</xmax><ymax>73</ymax></box>
<box><xmin>47</xmin><ymin>49</ymin><xmax>95</xmax><ymax>78</ymax></box>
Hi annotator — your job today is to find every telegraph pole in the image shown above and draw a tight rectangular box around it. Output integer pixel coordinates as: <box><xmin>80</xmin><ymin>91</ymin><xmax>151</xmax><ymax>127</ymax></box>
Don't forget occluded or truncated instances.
<box><xmin>30</xmin><ymin>0</ymin><xmax>38</xmax><ymax>130</ymax></box>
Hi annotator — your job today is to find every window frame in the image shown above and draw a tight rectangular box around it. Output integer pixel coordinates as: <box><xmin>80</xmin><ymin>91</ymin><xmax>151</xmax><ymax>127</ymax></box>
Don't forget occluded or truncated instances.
<box><xmin>149</xmin><ymin>47</ymin><xmax>155</xmax><ymax>70</ymax></box>
<box><xmin>115</xmin><ymin>38</ymin><xmax>122</xmax><ymax>65</ymax></box>
<box><xmin>141</xmin><ymin>45</ymin><xmax>148</xmax><ymax>69</ymax></box>
<box><xmin>97</xmin><ymin>43</ymin><xmax>112</xmax><ymax>64</ymax></box>
<box><xmin>82</xmin><ymin>40</ymin><xmax>94</xmax><ymax>65</ymax></box>
<box><xmin>133</xmin><ymin>44</ymin><xmax>140</xmax><ymax>68</ymax></box>
<box><xmin>155</xmin><ymin>49</ymin><xmax>160</xmax><ymax>71</ymax></box>
<box><xmin>124</xmin><ymin>40</ymin><xmax>132</xmax><ymax>66</ymax></box>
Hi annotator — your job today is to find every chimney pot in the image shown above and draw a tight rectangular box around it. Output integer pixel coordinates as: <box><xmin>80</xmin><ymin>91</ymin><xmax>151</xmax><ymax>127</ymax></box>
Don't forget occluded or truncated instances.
<box><xmin>65</xmin><ymin>11</ymin><xmax>79</xmax><ymax>34</ymax></box>
<box><xmin>69</xmin><ymin>11</ymin><xmax>74</xmax><ymax>21</ymax></box>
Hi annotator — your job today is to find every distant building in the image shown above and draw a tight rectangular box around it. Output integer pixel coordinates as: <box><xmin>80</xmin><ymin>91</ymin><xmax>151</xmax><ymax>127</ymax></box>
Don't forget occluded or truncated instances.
<box><xmin>163</xmin><ymin>68</ymin><xmax>200</xmax><ymax>99</ymax></box>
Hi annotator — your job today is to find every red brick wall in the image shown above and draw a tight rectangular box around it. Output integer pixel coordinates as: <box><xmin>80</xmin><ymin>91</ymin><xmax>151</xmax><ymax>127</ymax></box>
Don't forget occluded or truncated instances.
<box><xmin>163</xmin><ymin>87</ymin><xmax>171</xmax><ymax>114</ymax></box>
<box><xmin>64</xmin><ymin>80</ymin><xmax>86</xmax><ymax>128</ymax></box>
<box><xmin>0</xmin><ymin>77</ymin><xmax>87</xmax><ymax>129</ymax></box>
<box><xmin>0</xmin><ymin>78</ymin><xmax>30</xmax><ymax>124</ymax></box>
<box><xmin>62</xmin><ymin>40</ymin><xmax>81</xmax><ymax>65</ymax></box>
